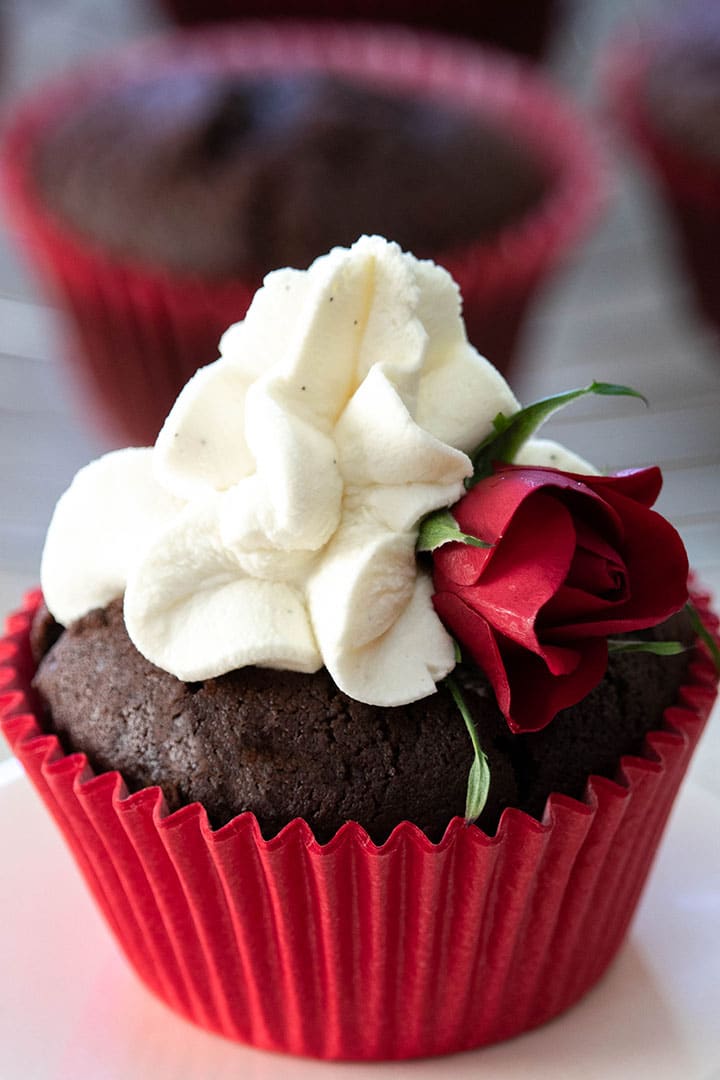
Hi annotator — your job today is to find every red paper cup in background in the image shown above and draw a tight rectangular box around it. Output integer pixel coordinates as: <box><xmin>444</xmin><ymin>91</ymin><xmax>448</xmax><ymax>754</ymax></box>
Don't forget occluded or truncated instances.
<box><xmin>605</xmin><ymin>43</ymin><xmax>720</xmax><ymax>343</ymax></box>
<box><xmin>1</xmin><ymin>588</ymin><xmax>717</xmax><ymax>1060</ymax></box>
<box><xmin>1</xmin><ymin>23</ymin><xmax>604</xmax><ymax>447</ymax></box>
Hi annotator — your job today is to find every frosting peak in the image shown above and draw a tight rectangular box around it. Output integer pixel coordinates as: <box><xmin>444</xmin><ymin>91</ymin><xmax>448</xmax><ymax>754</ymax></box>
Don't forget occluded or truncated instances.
<box><xmin>41</xmin><ymin>237</ymin><xmax>585</xmax><ymax>706</ymax></box>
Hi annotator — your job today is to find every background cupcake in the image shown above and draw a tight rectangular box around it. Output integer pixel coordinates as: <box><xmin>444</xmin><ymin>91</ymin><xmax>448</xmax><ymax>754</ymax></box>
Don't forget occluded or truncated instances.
<box><xmin>1</xmin><ymin>22</ymin><xmax>603</xmax><ymax>446</ymax></box>
<box><xmin>605</xmin><ymin>2</ymin><xmax>720</xmax><ymax>344</ymax></box>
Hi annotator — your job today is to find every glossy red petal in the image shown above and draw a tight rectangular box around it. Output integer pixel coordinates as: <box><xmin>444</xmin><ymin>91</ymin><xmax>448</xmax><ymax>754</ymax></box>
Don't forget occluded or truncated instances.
<box><xmin>432</xmin><ymin>591</ymin><xmax>512</xmax><ymax>718</ymax></box>
<box><xmin>452</xmin><ymin>468</ymin><xmax>610</xmax><ymax>541</ymax></box>
<box><xmin>444</xmin><ymin>493</ymin><xmax>576</xmax><ymax>652</ymax></box>
<box><xmin>498</xmin><ymin>636</ymin><xmax>609</xmax><ymax>733</ymax></box>
<box><xmin>566</xmin><ymin>519</ymin><xmax>628</xmax><ymax>597</ymax></box>
<box><xmin>431</xmin><ymin>538</ymin><xmax>492</xmax><ymax>589</ymax></box>
<box><xmin>544</xmin><ymin>495</ymin><xmax>688</xmax><ymax>638</ymax></box>
<box><xmin>432</xmin><ymin>591</ymin><xmax>609</xmax><ymax>733</ymax></box>
<box><xmin>579</xmin><ymin>466</ymin><xmax>663</xmax><ymax>508</ymax></box>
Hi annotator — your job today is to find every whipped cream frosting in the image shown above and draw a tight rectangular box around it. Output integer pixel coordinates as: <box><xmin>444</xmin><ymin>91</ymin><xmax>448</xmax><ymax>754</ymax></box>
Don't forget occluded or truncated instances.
<box><xmin>41</xmin><ymin>236</ymin><xmax>592</xmax><ymax>706</ymax></box>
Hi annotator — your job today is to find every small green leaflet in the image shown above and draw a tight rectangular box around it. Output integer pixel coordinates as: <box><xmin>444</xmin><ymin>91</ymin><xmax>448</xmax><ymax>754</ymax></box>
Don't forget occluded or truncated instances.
<box><xmin>686</xmin><ymin>601</ymin><xmax>720</xmax><ymax>674</ymax></box>
<box><xmin>607</xmin><ymin>639</ymin><xmax>686</xmax><ymax>656</ymax></box>
<box><xmin>467</xmin><ymin>381</ymin><xmax>647</xmax><ymax>488</ymax></box>
<box><xmin>445</xmin><ymin>673</ymin><xmax>491</xmax><ymax>824</ymax></box>
<box><xmin>416</xmin><ymin>510</ymin><xmax>492</xmax><ymax>554</ymax></box>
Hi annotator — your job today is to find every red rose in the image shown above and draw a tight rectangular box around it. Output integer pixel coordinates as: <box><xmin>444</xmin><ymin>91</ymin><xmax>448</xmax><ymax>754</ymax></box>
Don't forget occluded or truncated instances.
<box><xmin>431</xmin><ymin>465</ymin><xmax>689</xmax><ymax>733</ymax></box>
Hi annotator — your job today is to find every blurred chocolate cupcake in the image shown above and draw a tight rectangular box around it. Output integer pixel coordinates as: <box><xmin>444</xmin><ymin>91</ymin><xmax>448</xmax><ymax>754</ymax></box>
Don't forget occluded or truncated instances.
<box><xmin>34</xmin><ymin>71</ymin><xmax>548</xmax><ymax>286</ymax></box>
<box><xmin>606</xmin><ymin>3</ymin><xmax>720</xmax><ymax>341</ymax></box>
<box><xmin>2</xmin><ymin>23</ymin><xmax>603</xmax><ymax>445</ymax></box>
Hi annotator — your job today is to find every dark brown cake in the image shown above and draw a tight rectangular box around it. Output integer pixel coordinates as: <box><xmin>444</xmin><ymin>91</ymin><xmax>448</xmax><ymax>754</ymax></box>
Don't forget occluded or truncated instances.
<box><xmin>33</xmin><ymin>71</ymin><xmax>548</xmax><ymax>277</ymax></box>
<box><xmin>32</xmin><ymin>598</ymin><xmax>694</xmax><ymax>843</ymax></box>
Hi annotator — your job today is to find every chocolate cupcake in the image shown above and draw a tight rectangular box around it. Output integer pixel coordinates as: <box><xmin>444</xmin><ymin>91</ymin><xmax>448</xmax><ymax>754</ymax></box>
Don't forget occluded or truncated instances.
<box><xmin>1</xmin><ymin>22</ymin><xmax>603</xmax><ymax>445</ymax></box>
<box><xmin>1</xmin><ymin>237</ymin><xmax>716</xmax><ymax>1060</ymax></box>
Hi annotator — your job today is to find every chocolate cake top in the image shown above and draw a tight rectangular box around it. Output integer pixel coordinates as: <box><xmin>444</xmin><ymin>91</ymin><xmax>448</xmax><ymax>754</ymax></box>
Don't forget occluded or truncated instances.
<box><xmin>33</xmin><ymin>600</ymin><xmax>693</xmax><ymax>842</ymax></box>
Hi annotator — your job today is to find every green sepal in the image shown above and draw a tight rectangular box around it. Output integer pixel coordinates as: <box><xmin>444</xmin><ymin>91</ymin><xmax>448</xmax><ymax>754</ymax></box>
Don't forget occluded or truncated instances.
<box><xmin>686</xmin><ymin>601</ymin><xmax>720</xmax><ymax>674</ymax></box>
<box><xmin>416</xmin><ymin>510</ymin><xmax>492</xmax><ymax>553</ymax></box>
<box><xmin>465</xmin><ymin>756</ymin><xmax>489</xmax><ymax>828</ymax></box>
<box><xmin>467</xmin><ymin>381</ymin><xmax>647</xmax><ymax>488</ymax></box>
<box><xmin>445</xmin><ymin>673</ymin><xmax>491</xmax><ymax>824</ymax></box>
<box><xmin>607</xmin><ymin>639</ymin><xmax>687</xmax><ymax>656</ymax></box>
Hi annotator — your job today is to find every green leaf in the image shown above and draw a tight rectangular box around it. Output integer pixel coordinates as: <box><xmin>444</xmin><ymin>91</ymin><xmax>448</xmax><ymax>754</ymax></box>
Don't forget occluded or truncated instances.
<box><xmin>607</xmin><ymin>639</ymin><xmax>687</xmax><ymax>656</ymax></box>
<box><xmin>686</xmin><ymin>601</ymin><xmax>720</xmax><ymax>674</ymax></box>
<box><xmin>467</xmin><ymin>381</ymin><xmax>648</xmax><ymax>488</ymax></box>
<box><xmin>445</xmin><ymin>673</ymin><xmax>491</xmax><ymax>824</ymax></box>
<box><xmin>416</xmin><ymin>510</ymin><xmax>492</xmax><ymax>553</ymax></box>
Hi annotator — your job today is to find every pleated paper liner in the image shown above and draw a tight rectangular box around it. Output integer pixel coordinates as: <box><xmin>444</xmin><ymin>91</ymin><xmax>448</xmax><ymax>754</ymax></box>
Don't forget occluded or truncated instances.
<box><xmin>1</xmin><ymin>21</ymin><xmax>605</xmax><ymax>447</ymax></box>
<box><xmin>605</xmin><ymin>42</ymin><xmax>720</xmax><ymax>339</ymax></box>
<box><xmin>1</xmin><ymin>589</ymin><xmax>717</xmax><ymax>1061</ymax></box>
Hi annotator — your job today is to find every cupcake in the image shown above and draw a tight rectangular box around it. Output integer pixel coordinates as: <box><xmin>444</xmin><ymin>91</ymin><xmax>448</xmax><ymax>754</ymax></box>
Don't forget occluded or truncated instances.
<box><xmin>605</xmin><ymin>3</ymin><xmax>720</xmax><ymax>340</ymax></box>
<box><xmin>1</xmin><ymin>237</ymin><xmax>717</xmax><ymax>1060</ymax></box>
<box><xmin>1</xmin><ymin>22</ymin><xmax>604</xmax><ymax>446</ymax></box>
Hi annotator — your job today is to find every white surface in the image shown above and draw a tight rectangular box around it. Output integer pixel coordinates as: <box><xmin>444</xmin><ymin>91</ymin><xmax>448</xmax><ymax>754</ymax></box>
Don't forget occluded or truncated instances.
<box><xmin>0</xmin><ymin>757</ymin><xmax>719</xmax><ymax>1080</ymax></box>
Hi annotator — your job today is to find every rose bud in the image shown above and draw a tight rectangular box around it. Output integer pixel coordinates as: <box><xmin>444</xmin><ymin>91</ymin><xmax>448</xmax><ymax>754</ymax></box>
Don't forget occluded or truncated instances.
<box><xmin>432</xmin><ymin>465</ymin><xmax>689</xmax><ymax>732</ymax></box>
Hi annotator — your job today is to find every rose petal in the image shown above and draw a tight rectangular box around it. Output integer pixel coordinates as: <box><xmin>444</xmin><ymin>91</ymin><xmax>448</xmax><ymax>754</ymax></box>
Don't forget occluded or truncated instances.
<box><xmin>581</xmin><ymin>466</ymin><xmax>663</xmax><ymax>508</ymax></box>
<box><xmin>479</xmin><ymin>466</ymin><xmax>660</xmax><ymax>536</ymax></box>
<box><xmin>497</xmin><ymin>633</ymin><xmax>609</xmax><ymax>733</ymax></box>
<box><xmin>432</xmin><ymin>590</ymin><xmax>511</xmax><ymax>709</ymax></box>
<box><xmin>543</xmin><ymin>484</ymin><xmax>688</xmax><ymax>637</ymax></box>
<box><xmin>433</xmin><ymin>494</ymin><xmax>576</xmax><ymax>654</ymax></box>
<box><xmin>564</xmin><ymin>519</ymin><xmax>628</xmax><ymax>598</ymax></box>
<box><xmin>452</xmin><ymin>468</ymin><xmax>623</xmax><ymax>554</ymax></box>
<box><xmin>432</xmin><ymin>591</ymin><xmax>609</xmax><ymax>732</ymax></box>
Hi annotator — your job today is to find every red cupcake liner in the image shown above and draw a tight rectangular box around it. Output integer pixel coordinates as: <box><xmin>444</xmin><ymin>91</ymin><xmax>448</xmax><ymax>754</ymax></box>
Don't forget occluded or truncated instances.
<box><xmin>1</xmin><ymin>22</ymin><xmax>605</xmax><ymax>446</ymax></box>
<box><xmin>605</xmin><ymin>44</ymin><xmax>720</xmax><ymax>336</ymax></box>
<box><xmin>1</xmin><ymin>589</ymin><xmax>717</xmax><ymax>1060</ymax></box>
